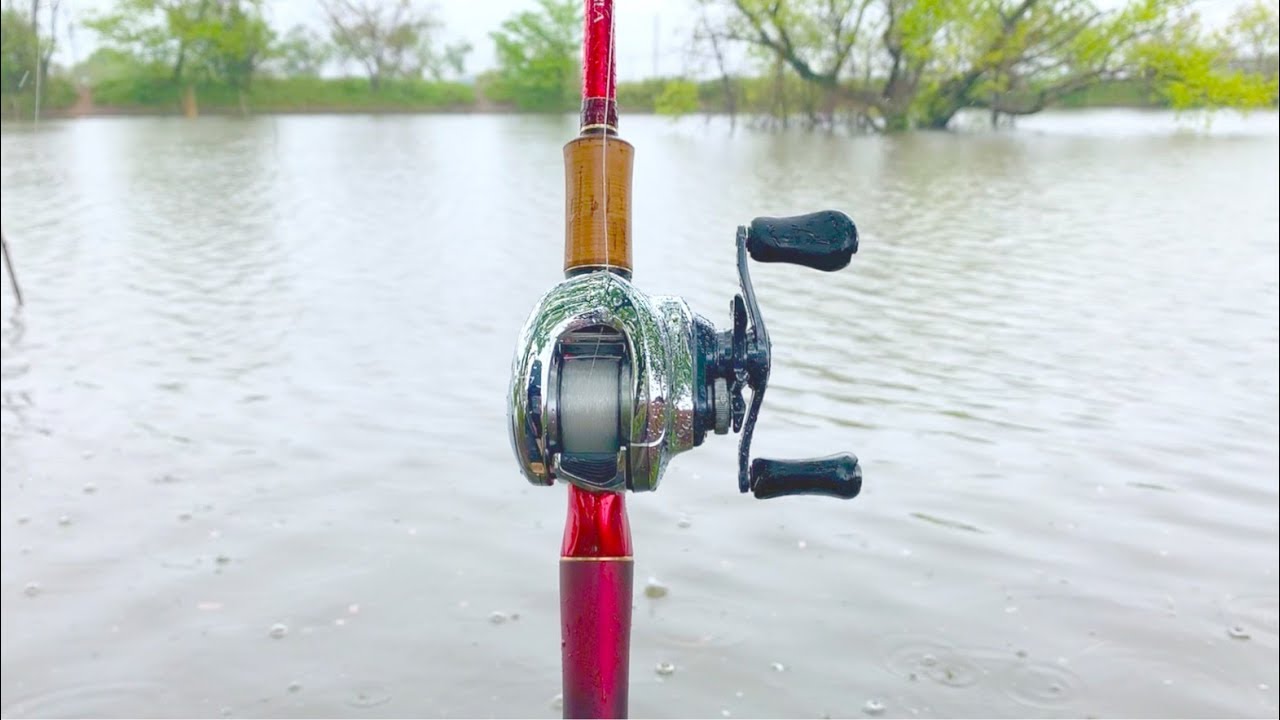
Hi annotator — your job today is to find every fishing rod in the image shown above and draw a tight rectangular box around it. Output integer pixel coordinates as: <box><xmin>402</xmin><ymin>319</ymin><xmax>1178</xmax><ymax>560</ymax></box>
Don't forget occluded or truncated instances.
<box><xmin>507</xmin><ymin>2</ymin><xmax>863</xmax><ymax>716</ymax></box>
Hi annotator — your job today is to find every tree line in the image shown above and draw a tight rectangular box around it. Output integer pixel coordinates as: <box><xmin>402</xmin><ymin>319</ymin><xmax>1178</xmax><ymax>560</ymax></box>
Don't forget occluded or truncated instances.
<box><xmin>689</xmin><ymin>0</ymin><xmax>1278</xmax><ymax>130</ymax></box>
<box><xmin>1</xmin><ymin>0</ymin><xmax>1276</xmax><ymax>129</ymax></box>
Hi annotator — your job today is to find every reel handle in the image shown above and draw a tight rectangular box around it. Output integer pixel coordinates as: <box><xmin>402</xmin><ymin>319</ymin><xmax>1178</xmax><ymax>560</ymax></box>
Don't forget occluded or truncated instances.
<box><xmin>747</xmin><ymin>211</ymin><xmax>858</xmax><ymax>272</ymax></box>
<box><xmin>750</xmin><ymin>454</ymin><xmax>862</xmax><ymax>500</ymax></box>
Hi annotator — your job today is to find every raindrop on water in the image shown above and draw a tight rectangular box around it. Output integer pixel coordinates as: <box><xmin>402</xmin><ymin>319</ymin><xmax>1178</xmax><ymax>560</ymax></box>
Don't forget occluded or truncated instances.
<box><xmin>797</xmin><ymin>540</ymin><xmax>808</xmax><ymax>549</ymax></box>
<box><xmin>347</xmin><ymin>685</ymin><xmax>391</xmax><ymax>708</ymax></box>
<box><xmin>550</xmin><ymin>693</ymin><xmax>563</xmax><ymax>710</ymax></box>
<box><xmin>268</xmin><ymin>623</ymin><xmax>288</xmax><ymax>639</ymax></box>
<box><xmin>489</xmin><ymin>611</ymin><xmax>508</xmax><ymax>624</ymax></box>
<box><xmin>920</xmin><ymin>653</ymin><xmax>938</xmax><ymax>667</ymax></box>
<box><xmin>1228</xmin><ymin>625</ymin><xmax>1251</xmax><ymax>640</ymax></box>
<box><xmin>17</xmin><ymin>515</ymin><xmax>30</xmax><ymax>525</ymax></box>
<box><xmin>655</xmin><ymin>662</ymin><xmax>676</xmax><ymax>677</ymax></box>
<box><xmin>23</xmin><ymin>581</ymin><xmax>41</xmax><ymax>597</ymax></box>
<box><xmin>83</xmin><ymin>483</ymin><xmax>97</xmax><ymax>494</ymax></box>
<box><xmin>215</xmin><ymin>555</ymin><xmax>231</xmax><ymax>565</ymax></box>
<box><xmin>677</xmin><ymin>516</ymin><xmax>692</xmax><ymax>529</ymax></box>
<box><xmin>58</xmin><ymin>515</ymin><xmax>71</xmax><ymax>526</ymax></box>
<box><xmin>720</xmin><ymin>710</ymin><xmax>731</xmax><ymax>718</ymax></box>
<box><xmin>863</xmin><ymin>699</ymin><xmax>885</xmax><ymax>715</ymax></box>
<box><xmin>287</xmin><ymin>681</ymin><xmax>302</xmax><ymax>693</ymax></box>
<box><xmin>644</xmin><ymin>578</ymin><xmax>669</xmax><ymax>599</ymax></box>
<box><xmin>770</xmin><ymin>662</ymin><xmax>786</xmax><ymax>672</ymax></box>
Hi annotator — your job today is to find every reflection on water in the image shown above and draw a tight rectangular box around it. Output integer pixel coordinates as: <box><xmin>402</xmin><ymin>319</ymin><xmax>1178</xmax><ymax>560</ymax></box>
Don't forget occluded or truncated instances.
<box><xmin>2</xmin><ymin>110</ymin><xmax>1278</xmax><ymax>718</ymax></box>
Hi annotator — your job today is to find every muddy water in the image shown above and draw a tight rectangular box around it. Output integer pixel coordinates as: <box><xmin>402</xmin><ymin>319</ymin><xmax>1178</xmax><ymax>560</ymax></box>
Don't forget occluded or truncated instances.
<box><xmin>2</xmin><ymin>110</ymin><xmax>1277</xmax><ymax>717</ymax></box>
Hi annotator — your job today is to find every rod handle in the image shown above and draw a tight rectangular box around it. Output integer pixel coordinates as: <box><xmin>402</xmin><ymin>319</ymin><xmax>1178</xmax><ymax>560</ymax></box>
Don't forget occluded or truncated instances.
<box><xmin>747</xmin><ymin>211</ymin><xmax>858</xmax><ymax>272</ymax></box>
<box><xmin>750</xmin><ymin>453</ymin><xmax>862</xmax><ymax>500</ymax></box>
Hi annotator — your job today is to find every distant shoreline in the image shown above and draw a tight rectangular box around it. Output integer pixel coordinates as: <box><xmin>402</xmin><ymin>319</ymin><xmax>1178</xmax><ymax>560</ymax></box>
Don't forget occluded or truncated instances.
<box><xmin>3</xmin><ymin>103</ymin><xmax>1174</xmax><ymax>122</ymax></box>
<box><xmin>2</xmin><ymin>80</ymin><xmax>1176</xmax><ymax>123</ymax></box>
<box><xmin>3</xmin><ymin>104</ymin><xmax>496</xmax><ymax>119</ymax></box>
<box><xmin>4</xmin><ymin>75</ymin><xmax>1190</xmax><ymax>123</ymax></box>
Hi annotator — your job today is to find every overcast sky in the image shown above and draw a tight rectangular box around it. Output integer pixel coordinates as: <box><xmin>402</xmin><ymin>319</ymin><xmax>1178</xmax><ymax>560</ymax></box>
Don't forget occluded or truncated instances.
<box><xmin>57</xmin><ymin>0</ymin><xmax>702</xmax><ymax>79</ymax></box>
<box><xmin>54</xmin><ymin>0</ymin><xmax>1248</xmax><ymax>80</ymax></box>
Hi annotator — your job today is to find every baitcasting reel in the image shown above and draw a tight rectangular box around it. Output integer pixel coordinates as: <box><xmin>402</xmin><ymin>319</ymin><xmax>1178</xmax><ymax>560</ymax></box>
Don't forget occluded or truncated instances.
<box><xmin>508</xmin><ymin>211</ymin><xmax>862</xmax><ymax>499</ymax></box>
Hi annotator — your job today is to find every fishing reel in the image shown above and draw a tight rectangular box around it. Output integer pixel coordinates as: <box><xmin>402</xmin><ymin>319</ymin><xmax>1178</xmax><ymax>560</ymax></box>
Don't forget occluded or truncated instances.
<box><xmin>508</xmin><ymin>211</ymin><xmax>862</xmax><ymax>499</ymax></box>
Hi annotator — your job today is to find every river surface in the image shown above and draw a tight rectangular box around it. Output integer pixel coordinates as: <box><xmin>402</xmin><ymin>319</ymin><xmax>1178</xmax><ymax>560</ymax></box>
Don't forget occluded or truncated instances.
<box><xmin>1</xmin><ymin>110</ymin><xmax>1277</xmax><ymax>718</ymax></box>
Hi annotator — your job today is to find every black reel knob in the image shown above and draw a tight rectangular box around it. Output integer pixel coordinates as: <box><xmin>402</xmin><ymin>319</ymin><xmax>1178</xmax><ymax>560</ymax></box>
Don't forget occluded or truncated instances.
<box><xmin>697</xmin><ymin>210</ymin><xmax>863</xmax><ymax>500</ymax></box>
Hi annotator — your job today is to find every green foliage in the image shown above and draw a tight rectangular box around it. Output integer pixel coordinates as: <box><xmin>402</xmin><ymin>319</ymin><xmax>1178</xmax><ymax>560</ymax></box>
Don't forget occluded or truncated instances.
<box><xmin>710</xmin><ymin>0</ymin><xmax>1280</xmax><ymax>131</ymax></box>
<box><xmin>1054</xmin><ymin>79</ymin><xmax>1157</xmax><ymax>108</ymax></box>
<box><xmin>655</xmin><ymin>79</ymin><xmax>700</xmax><ymax>117</ymax></box>
<box><xmin>1</xmin><ymin>76</ymin><xmax>76</xmax><ymax>117</ymax></box>
<box><xmin>1</xmin><ymin>4</ymin><xmax>77</xmax><ymax>117</ymax></box>
<box><xmin>1</xmin><ymin>8</ymin><xmax>39</xmax><ymax>94</ymax></box>
<box><xmin>487</xmin><ymin>0</ymin><xmax>579</xmax><ymax>111</ymax></box>
<box><xmin>88</xmin><ymin>75</ymin><xmax>472</xmax><ymax>111</ymax></box>
<box><xmin>85</xmin><ymin>0</ymin><xmax>273</xmax><ymax>88</ymax></box>
<box><xmin>85</xmin><ymin>0</ymin><xmax>199</xmax><ymax>74</ymax></box>
<box><xmin>75</xmin><ymin>47</ymin><xmax>155</xmax><ymax>86</ymax></box>
<box><xmin>616</xmin><ymin>78</ymin><xmax>667</xmax><ymax>110</ymax></box>
<box><xmin>205</xmin><ymin>0</ymin><xmax>274</xmax><ymax>91</ymax></box>
<box><xmin>90</xmin><ymin>75</ymin><xmax>169</xmax><ymax>107</ymax></box>
<box><xmin>1136</xmin><ymin>11</ymin><xmax>1278</xmax><ymax>110</ymax></box>
<box><xmin>268</xmin><ymin>25</ymin><xmax>331</xmax><ymax>78</ymax></box>
<box><xmin>1221</xmin><ymin>0</ymin><xmax>1279</xmax><ymax>76</ymax></box>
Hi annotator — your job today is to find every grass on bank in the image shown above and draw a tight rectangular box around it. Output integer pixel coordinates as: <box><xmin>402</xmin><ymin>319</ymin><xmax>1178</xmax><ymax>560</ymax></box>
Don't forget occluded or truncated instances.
<box><xmin>2</xmin><ymin>75</ymin><xmax>475</xmax><ymax>117</ymax></box>
<box><xmin>95</xmin><ymin>75</ymin><xmax>475</xmax><ymax>112</ymax></box>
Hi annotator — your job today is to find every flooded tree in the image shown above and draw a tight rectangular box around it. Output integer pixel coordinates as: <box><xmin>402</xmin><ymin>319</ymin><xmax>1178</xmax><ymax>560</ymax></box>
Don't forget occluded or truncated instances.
<box><xmin>690</xmin><ymin>1</ymin><xmax>741</xmax><ymax>127</ymax></box>
<box><xmin>702</xmin><ymin>0</ymin><xmax>1279</xmax><ymax>131</ymax></box>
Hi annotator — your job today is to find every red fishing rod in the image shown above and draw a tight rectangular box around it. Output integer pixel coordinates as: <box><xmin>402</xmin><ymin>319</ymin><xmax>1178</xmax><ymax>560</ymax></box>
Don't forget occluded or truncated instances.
<box><xmin>509</xmin><ymin>2</ymin><xmax>864</xmax><ymax>716</ymax></box>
